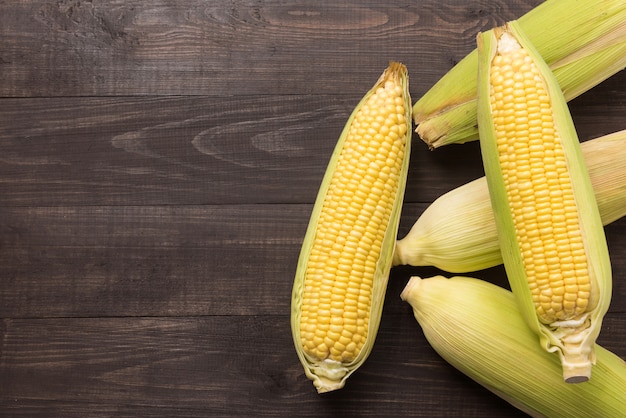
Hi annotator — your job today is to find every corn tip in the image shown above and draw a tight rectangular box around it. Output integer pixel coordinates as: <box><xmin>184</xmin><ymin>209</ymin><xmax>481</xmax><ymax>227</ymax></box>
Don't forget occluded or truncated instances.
<box><xmin>400</xmin><ymin>276</ymin><xmax>424</xmax><ymax>302</ymax></box>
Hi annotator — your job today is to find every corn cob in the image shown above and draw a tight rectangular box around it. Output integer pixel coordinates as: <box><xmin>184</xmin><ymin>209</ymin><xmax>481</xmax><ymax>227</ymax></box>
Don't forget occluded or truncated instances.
<box><xmin>291</xmin><ymin>62</ymin><xmax>411</xmax><ymax>393</ymax></box>
<box><xmin>393</xmin><ymin>129</ymin><xmax>626</xmax><ymax>272</ymax></box>
<box><xmin>413</xmin><ymin>0</ymin><xmax>626</xmax><ymax>148</ymax></box>
<box><xmin>401</xmin><ymin>275</ymin><xmax>626</xmax><ymax>418</ymax></box>
<box><xmin>476</xmin><ymin>22</ymin><xmax>612</xmax><ymax>382</ymax></box>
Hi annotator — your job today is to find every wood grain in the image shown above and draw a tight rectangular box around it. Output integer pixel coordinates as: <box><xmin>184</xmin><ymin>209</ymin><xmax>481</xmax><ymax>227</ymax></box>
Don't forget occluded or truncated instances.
<box><xmin>0</xmin><ymin>312</ymin><xmax>623</xmax><ymax>416</ymax></box>
<box><xmin>0</xmin><ymin>313</ymin><xmax>529</xmax><ymax>417</ymax></box>
<box><xmin>1</xmin><ymin>0</ymin><xmax>624</xmax><ymax>416</ymax></box>
<box><xmin>0</xmin><ymin>0</ymin><xmax>541</xmax><ymax>97</ymax></box>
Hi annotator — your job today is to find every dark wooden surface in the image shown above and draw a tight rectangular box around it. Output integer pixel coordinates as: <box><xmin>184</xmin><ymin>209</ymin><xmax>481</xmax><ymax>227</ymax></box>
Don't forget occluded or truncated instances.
<box><xmin>0</xmin><ymin>1</ymin><xmax>624</xmax><ymax>416</ymax></box>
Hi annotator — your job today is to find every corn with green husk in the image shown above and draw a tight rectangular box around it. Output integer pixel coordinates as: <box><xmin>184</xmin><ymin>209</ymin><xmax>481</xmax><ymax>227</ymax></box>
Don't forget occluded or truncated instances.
<box><xmin>291</xmin><ymin>62</ymin><xmax>412</xmax><ymax>393</ymax></box>
<box><xmin>476</xmin><ymin>22</ymin><xmax>612</xmax><ymax>382</ymax></box>
<box><xmin>413</xmin><ymin>0</ymin><xmax>626</xmax><ymax>148</ymax></box>
<box><xmin>401</xmin><ymin>275</ymin><xmax>626</xmax><ymax>418</ymax></box>
<box><xmin>393</xmin><ymin>129</ymin><xmax>626</xmax><ymax>272</ymax></box>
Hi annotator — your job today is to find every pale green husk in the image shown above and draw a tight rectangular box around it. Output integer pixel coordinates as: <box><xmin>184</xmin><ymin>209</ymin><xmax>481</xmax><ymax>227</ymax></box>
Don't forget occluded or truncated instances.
<box><xmin>476</xmin><ymin>22</ymin><xmax>612</xmax><ymax>382</ymax></box>
<box><xmin>290</xmin><ymin>62</ymin><xmax>412</xmax><ymax>393</ymax></box>
<box><xmin>413</xmin><ymin>0</ymin><xmax>626</xmax><ymax>148</ymax></box>
<box><xmin>393</xmin><ymin>129</ymin><xmax>626</xmax><ymax>272</ymax></box>
<box><xmin>401</xmin><ymin>275</ymin><xmax>626</xmax><ymax>418</ymax></box>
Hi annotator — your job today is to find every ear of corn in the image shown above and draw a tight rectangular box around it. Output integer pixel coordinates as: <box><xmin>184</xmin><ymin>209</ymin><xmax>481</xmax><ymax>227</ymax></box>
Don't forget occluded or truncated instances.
<box><xmin>413</xmin><ymin>0</ymin><xmax>626</xmax><ymax>148</ymax></box>
<box><xmin>291</xmin><ymin>62</ymin><xmax>412</xmax><ymax>393</ymax></box>
<box><xmin>401</xmin><ymin>275</ymin><xmax>626</xmax><ymax>418</ymax></box>
<box><xmin>476</xmin><ymin>22</ymin><xmax>612</xmax><ymax>382</ymax></box>
<box><xmin>393</xmin><ymin>129</ymin><xmax>626</xmax><ymax>272</ymax></box>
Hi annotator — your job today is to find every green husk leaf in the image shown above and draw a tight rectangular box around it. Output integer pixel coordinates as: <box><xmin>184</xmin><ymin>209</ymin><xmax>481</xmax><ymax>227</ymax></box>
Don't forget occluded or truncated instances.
<box><xmin>401</xmin><ymin>275</ymin><xmax>626</xmax><ymax>418</ymax></box>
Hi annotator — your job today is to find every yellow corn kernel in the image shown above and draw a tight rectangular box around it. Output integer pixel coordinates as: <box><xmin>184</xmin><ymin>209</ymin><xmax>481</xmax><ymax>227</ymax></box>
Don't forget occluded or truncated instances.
<box><xmin>488</xmin><ymin>38</ymin><xmax>591</xmax><ymax>324</ymax></box>
<box><xmin>300</xmin><ymin>75</ymin><xmax>406</xmax><ymax>364</ymax></box>
<box><xmin>477</xmin><ymin>23</ymin><xmax>612</xmax><ymax>382</ymax></box>
<box><xmin>292</xmin><ymin>62</ymin><xmax>411</xmax><ymax>393</ymax></box>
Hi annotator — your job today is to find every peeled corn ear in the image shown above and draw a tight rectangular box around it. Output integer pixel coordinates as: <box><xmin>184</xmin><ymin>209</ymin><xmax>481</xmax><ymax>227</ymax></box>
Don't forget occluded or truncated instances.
<box><xmin>291</xmin><ymin>62</ymin><xmax>411</xmax><ymax>393</ymax></box>
<box><xmin>401</xmin><ymin>275</ymin><xmax>626</xmax><ymax>418</ymax></box>
<box><xmin>477</xmin><ymin>22</ymin><xmax>612</xmax><ymax>382</ymax></box>
<box><xmin>413</xmin><ymin>0</ymin><xmax>626</xmax><ymax>148</ymax></box>
<box><xmin>393</xmin><ymin>130</ymin><xmax>626</xmax><ymax>272</ymax></box>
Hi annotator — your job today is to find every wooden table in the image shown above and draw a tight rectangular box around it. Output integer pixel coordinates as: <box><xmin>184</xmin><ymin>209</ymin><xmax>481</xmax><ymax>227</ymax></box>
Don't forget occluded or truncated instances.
<box><xmin>1</xmin><ymin>1</ymin><xmax>624</xmax><ymax>416</ymax></box>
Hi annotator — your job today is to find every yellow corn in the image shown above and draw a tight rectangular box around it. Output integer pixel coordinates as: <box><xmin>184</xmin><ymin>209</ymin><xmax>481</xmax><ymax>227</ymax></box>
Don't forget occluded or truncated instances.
<box><xmin>393</xmin><ymin>130</ymin><xmax>626</xmax><ymax>272</ymax></box>
<box><xmin>477</xmin><ymin>23</ymin><xmax>612</xmax><ymax>382</ymax></box>
<box><xmin>401</xmin><ymin>275</ymin><xmax>626</xmax><ymax>418</ymax></box>
<box><xmin>413</xmin><ymin>0</ymin><xmax>626</xmax><ymax>148</ymax></box>
<box><xmin>291</xmin><ymin>62</ymin><xmax>411</xmax><ymax>393</ymax></box>
<box><xmin>490</xmin><ymin>33</ymin><xmax>590</xmax><ymax>323</ymax></box>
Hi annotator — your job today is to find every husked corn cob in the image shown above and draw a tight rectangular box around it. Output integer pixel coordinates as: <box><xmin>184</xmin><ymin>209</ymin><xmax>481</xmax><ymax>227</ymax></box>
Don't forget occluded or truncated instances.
<box><xmin>401</xmin><ymin>275</ymin><xmax>626</xmax><ymax>418</ymax></box>
<box><xmin>476</xmin><ymin>22</ymin><xmax>612</xmax><ymax>382</ymax></box>
<box><xmin>393</xmin><ymin>130</ymin><xmax>626</xmax><ymax>272</ymax></box>
<box><xmin>413</xmin><ymin>0</ymin><xmax>626</xmax><ymax>148</ymax></box>
<box><xmin>291</xmin><ymin>62</ymin><xmax>412</xmax><ymax>393</ymax></box>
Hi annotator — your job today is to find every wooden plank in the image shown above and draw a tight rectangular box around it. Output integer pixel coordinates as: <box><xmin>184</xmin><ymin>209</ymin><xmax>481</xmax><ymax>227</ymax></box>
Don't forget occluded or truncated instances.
<box><xmin>1</xmin><ymin>79</ymin><xmax>625</xmax><ymax>206</ymax></box>
<box><xmin>0</xmin><ymin>204</ymin><xmax>307</xmax><ymax>318</ymax></box>
<box><xmin>2</xmin><ymin>312</ymin><xmax>623</xmax><ymax>417</ymax></box>
<box><xmin>0</xmin><ymin>204</ymin><xmax>624</xmax><ymax>318</ymax></box>
<box><xmin>0</xmin><ymin>95</ymin><xmax>351</xmax><ymax>206</ymax></box>
<box><xmin>0</xmin><ymin>313</ymin><xmax>623</xmax><ymax>417</ymax></box>
<box><xmin>0</xmin><ymin>95</ymin><xmax>487</xmax><ymax>206</ymax></box>
<box><xmin>0</xmin><ymin>0</ymin><xmax>541</xmax><ymax>97</ymax></box>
